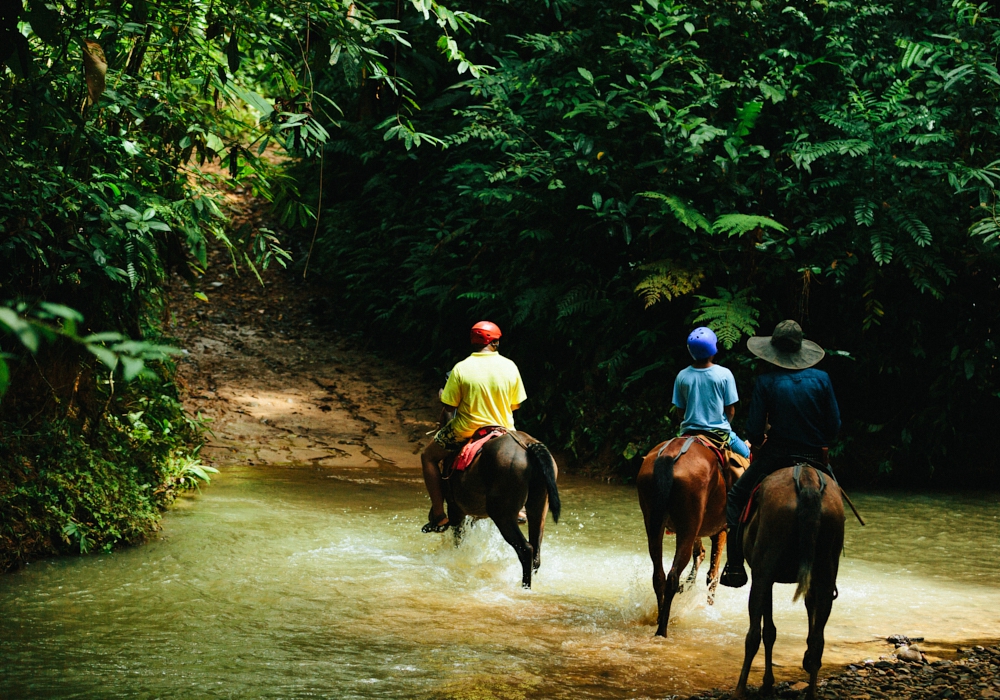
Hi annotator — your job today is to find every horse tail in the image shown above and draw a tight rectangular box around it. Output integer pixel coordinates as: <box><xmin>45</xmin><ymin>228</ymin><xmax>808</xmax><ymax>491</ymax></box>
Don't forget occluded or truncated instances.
<box><xmin>526</xmin><ymin>442</ymin><xmax>561</xmax><ymax>523</ymax></box>
<box><xmin>650</xmin><ymin>450</ymin><xmax>676</xmax><ymax>524</ymax></box>
<box><xmin>793</xmin><ymin>469</ymin><xmax>824</xmax><ymax>602</ymax></box>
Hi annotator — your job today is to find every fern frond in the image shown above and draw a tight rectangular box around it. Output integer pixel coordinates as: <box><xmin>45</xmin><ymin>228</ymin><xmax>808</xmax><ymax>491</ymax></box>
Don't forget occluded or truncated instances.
<box><xmin>870</xmin><ymin>229</ymin><xmax>894</xmax><ymax>264</ymax></box>
<box><xmin>634</xmin><ymin>260</ymin><xmax>704</xmax><ymax>308</ymax></box>
<box><xmin>556</xmin><ymin>285</ymin><xmax>611</xmax><ymax>318</ymax></box>
<box><xmin>638</xmin><ymin>192</ymin><xmax>711</xmax><ymax>232</ymax></box>
<box><xmin>510</xmin><ymin>286</ymin><xmax>557</xmax><ymax>325</ymax></box>
<box><xmin>892</xmin><ymin>210</ymin><xmax>932</xmax><ymax>247</ymax></box>
<box><xmin>854</xmin><ymin>198</ymin><xmax>876</xmax><ymax>227</ymax></box>
<box><xmin>806</xmin><ymin>215</ymin><xmax>846</xmax><ymax>236</ymax></box>
<box><xmin>712</xmin><ymin>214</ymin><xmax>787</xmax><ymax>238</ymax></box>
<box><xmin>691</xmin><ymin>288</ymin><xmax>760</xmax><ymax>349</ymax></box>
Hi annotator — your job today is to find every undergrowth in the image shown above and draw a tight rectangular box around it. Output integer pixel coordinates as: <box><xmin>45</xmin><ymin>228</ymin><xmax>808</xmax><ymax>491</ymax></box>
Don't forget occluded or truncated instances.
<box><xmin>0</xmin><ymin>375</ymin><xmax>211</xmax><ymax>573</ymax></box>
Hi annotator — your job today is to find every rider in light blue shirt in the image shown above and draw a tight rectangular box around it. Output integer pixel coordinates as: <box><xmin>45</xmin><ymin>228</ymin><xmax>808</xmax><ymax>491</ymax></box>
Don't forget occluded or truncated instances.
<box><xmin>672</xmin><ymin>327</ymin><xmax>751</xmax><ymax>459</ymax></box>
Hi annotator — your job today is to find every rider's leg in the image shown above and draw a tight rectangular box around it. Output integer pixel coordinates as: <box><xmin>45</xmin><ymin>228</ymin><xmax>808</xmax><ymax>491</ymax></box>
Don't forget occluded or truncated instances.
<box><xmin>421</xmin><ymin>441</ymin><xmax>451</xmax><ymax>522</ymax></box>
<box><xmin>721</xmin><ymin>452</ymin><xmax>774</xmax><ymax>587</ymax></box>
<box><xmin>728</xmin><ymin>430</ymin><xmax>751</xmax><ymax>459</ymax></box>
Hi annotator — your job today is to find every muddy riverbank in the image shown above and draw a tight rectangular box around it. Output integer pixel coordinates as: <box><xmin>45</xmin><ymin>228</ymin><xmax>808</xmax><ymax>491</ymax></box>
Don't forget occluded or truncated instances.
<box><xmin>691</xmin><ymin>643</ymin><xmax>1000</xmax><ymax>699</ymax></box>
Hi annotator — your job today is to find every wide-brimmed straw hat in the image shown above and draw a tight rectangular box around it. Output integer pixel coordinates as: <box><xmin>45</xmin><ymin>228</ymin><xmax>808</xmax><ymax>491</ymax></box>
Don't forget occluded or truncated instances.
<box><xmin>747</xmin><ymin>320</ymin><xmax>825</xmax><ymax>370</ymax></box>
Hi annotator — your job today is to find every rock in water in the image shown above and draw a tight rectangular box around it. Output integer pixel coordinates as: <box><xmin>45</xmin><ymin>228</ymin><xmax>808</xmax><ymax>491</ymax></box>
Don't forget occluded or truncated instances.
<box><xmin>896</xmin><ymin>646</ymin><xmax>923</xmax><ymax>663</ymax></box>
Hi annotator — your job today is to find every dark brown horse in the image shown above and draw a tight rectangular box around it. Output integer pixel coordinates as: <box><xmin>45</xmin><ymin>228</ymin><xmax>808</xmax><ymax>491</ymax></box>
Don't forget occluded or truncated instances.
<box><xmin>443</xmin><ymin>432</ymin><xmax>561</xmax><ymax>589</ymax></box>
<box><xmin>734</xmin><ymin>464</ymin><xmax>845</xmax><ymax>700</ymax></box>
<box><xmin>637</xmin><ymin>436</ymin><xmax>741</xmax><ymax>636</ymax></box>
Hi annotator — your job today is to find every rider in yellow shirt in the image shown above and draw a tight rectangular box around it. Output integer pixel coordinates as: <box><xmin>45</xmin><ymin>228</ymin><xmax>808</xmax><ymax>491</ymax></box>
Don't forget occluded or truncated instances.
<box><xmin>421</xmin><ymin>321</ymin><xmax>527</xmax><ymax>532</ymax></box>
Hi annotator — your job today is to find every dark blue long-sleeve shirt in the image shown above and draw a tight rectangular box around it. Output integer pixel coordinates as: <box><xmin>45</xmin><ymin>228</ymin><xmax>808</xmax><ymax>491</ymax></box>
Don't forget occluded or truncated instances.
<box><xmin>745</xmin><ymin>368</ymin><xmax>841</xmax><ymax>448</ymax></box>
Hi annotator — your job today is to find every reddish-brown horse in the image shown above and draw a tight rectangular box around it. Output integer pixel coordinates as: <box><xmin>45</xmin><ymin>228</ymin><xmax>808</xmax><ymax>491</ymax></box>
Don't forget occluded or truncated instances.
<box><xmin>637</xmin><ymin>436</ymin><xmax>741</xmax><ymax>637</ymax></box>
<box><xmin>734</xmin><ymin>464</ymin><xmax>845</xmax><ymax>700</ymax></box>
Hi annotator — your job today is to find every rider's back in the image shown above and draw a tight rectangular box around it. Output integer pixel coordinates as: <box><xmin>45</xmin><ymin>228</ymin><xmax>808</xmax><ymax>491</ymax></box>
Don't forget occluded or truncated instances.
<box><xmin>441</xmin><ymin>351</ymin><xmax>526</xmax><ymax>438</ymax></box>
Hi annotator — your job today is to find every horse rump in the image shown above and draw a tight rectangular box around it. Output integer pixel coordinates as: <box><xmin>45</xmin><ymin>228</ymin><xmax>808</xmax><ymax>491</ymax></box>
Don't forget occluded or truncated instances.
<box><xmin>526</xmin><ymin>442</ymin><xmax>560</xmax><ymax>522</ymax></box>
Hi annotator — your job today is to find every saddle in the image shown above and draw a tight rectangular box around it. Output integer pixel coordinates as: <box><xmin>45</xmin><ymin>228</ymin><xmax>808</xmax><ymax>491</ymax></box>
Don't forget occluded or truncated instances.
<box><xmin>661</xmin><ymin>433</ymin><xmax>747</xmax><ymax>486</ymax></box>
<box><xmin>739</xmin><ymin>462</ymin><xmax>830</xmax><ymax>525</ymax></box>
<box><xmin>444</xmin><ymin>426</ymin><xmax>507</xmax><ymax>475</ymax></box>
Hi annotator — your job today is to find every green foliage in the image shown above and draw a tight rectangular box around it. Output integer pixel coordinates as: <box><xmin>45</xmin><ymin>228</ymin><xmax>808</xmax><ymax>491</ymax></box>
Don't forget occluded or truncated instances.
<box><xmin>297</xmin><ymin>0</ymin><xmax>996</xmax><ymax>481</ymax></box>
<box><xmin>0</xmin><ymin>376</ymin><xmax>207</xmax><ymax>570</ymax></box>
<box><xmin>0</xmin><ymin>302</ymin><xmax>179</xmax><ymax>397</ymax></box>
<box><xmin>1</xmin><ymin>0</ymin><xmax>406</xmax><ymax>564</ymax></box>
<box><xmin>288</xmin><ymin>0</ymin><xmax>1000</xmax><ymax>481</ymax></box>
<box><xmin>691</xmin><ymin>289</ymin><xmax>761</xmax><ymax>350</ymax></box>
<box><xmin>634</xmin><ymin>261</ymin><xmax>704</xmax><ymax>309</ymax></box>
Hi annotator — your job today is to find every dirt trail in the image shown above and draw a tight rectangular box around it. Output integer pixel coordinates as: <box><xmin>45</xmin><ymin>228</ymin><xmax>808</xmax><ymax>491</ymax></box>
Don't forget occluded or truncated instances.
<box><xmin>164</xmin><ymin>195</ymin><xmax>438</xmax><ymax>473</ymax></box>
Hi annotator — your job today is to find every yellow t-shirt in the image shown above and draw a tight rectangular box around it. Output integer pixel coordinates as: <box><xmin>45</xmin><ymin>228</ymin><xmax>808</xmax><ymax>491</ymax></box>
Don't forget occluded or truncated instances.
<box><xmin>440</xmin><ymin>351</ymin><xmax>527</xmax><ymax>438</ymax></box>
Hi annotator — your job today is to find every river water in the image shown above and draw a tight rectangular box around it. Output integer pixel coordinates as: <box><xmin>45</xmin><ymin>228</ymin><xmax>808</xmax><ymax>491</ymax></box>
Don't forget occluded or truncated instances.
<box><xmin>2</xmin><ymin>464</ymin><xmax>999</xmax><ymax>699</ymax></box>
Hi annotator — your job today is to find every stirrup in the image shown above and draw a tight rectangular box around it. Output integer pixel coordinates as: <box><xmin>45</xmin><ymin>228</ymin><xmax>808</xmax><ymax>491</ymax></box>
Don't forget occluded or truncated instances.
<box><xmin>720</xmin><ymin>563</ymin><xmax>748</xmax><ymax>588</ymax></box>
<box><xmin>421</xmin><ymin>509</ymin><xmax>450</xmax><ymax>533</ymax></box>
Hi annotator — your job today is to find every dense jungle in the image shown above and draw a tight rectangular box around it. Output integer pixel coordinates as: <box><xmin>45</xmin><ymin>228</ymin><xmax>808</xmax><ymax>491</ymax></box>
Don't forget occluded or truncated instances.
<box><xmin>2</xmin><ymin>0</ymin><xmax>1000</xmax><ymax>696</ymax></box>
<box><xmin>2</xmin><ymin>0</ymin><xmax>999</xmax><ymax>565</ymax></box>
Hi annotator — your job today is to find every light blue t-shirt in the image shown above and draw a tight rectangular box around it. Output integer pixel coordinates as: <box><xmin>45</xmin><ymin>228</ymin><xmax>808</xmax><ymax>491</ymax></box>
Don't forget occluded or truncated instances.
<box><xmin>672</xmin><ymin>364</ymin><xmax>739</xmax><ymax>433</ymax></box>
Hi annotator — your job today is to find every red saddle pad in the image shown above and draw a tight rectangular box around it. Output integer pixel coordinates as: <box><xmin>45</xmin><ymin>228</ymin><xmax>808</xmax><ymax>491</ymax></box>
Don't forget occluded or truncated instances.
<box><xmin>453</xmin><ymin>426</ymin><xmax>507</xmax><ymax>472</ymax></box>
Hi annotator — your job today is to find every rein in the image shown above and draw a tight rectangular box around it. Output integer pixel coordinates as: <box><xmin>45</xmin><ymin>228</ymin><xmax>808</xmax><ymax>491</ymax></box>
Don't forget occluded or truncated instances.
<box><xmin>792</xmin><ymin>462</ymin><xmax>866</xmax><ymax>527</ymax></box>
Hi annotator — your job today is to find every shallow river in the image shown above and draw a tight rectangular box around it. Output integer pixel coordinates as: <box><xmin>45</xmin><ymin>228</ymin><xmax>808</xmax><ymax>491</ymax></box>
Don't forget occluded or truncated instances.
<box><xmin>2</xmin><ymin>464</ymin><xmax>999</xmax><ymax>699</ymax></box>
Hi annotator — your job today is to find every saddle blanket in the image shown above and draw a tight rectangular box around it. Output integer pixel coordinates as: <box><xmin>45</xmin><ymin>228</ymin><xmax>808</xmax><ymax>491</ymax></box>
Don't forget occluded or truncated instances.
<box><xmin>740</xmin><ymin>483</ymin><xmax>763</xmax><ymax>524</ymax></box>
<box><xmin>453</xmin><ymin>426</ymin><xmax>507</xmax><ymax>472</ymax></box>
<box><xmin>679</xmin><ymin>433</ymin><xmax>750</xmax><ymax>476</ymax></box>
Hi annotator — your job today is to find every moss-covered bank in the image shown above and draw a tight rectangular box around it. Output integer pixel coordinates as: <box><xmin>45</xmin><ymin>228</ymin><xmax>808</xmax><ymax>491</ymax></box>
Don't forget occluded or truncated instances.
<box><xmin>0</xmin><ymin>377</ymin><xmax>209</xmax><ymax>573</ymax></box>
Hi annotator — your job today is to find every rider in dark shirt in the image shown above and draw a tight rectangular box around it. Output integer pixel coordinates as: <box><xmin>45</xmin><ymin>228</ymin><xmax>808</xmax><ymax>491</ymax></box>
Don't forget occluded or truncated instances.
<box><xmin>720</xmin><ymin>320</ymin><xmax>841</xmax><ymax>588</ymax></box>
<box><xmin>744</xmin><ymin>368</ymin><xmax>840</xmax><ymax>450</ymax></box>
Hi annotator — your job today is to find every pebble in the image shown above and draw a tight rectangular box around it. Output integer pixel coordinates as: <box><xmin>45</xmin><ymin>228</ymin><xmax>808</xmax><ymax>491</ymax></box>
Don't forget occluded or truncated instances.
<box><xmin>686</xmin><ymin>645</ymin><xmax>1000</xmax><ymax>700</ymax></box>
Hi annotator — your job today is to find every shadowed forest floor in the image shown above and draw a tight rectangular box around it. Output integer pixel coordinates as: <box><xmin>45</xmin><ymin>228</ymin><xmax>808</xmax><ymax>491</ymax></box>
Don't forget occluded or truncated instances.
<box><xmin>164</xmin><ymin>193</ymin><xmax>441</xmax><ymax>476</ymax></box>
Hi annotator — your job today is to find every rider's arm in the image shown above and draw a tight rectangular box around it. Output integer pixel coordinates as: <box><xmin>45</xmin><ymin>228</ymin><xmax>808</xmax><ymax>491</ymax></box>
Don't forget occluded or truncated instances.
<box><xmin>745</xmin><ymin>379</ymin><xmax>768</xmax><ymax>446</ymax></box>
<box><xmin>439</xmin><ymin>402</ymin><xmax>456</xmax><ymax>428</ymax></box>
<box><xmin>725</xmin><ymin>404</ymin><xmax>736</xmax><ymax>422</ymax></box>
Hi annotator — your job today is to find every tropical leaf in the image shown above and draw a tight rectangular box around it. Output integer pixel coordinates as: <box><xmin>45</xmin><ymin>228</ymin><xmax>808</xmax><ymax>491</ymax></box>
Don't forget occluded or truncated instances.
<box><xmin>82</xmin><ymin>40</ymin><xmax>107</xmax><ymax>106</ymax></box>
<box><xmin>556</xmin><ymin>285</ymin><xmax>611</xmax><ymax>318</ymax></box>
<box><xmin>638</xmin><ymin>192</ymin><xmax>711</xmax><ymax>232</ymax></box>
<box><xmin>969</xmin><ymin>216</ymin><xmax>1000</xmax><ymax>244</ymax></box>
<box><xmin>634</xmin><ymin>260</ymin><xmax>704</xmax><ymax>308</ymax></box>
<box><xmin>893</xmin><ymin>210</ymin><xmax>932</xmax><ymax>247</ymax></box>
<box><xmin>854</xmin><ymin>198</ymin><xmax>876</xmax><ymax>228</ymax></box>
<box><xmin>712</xmin><ymin>214</ymin><xmax>787</xmax><ymax>237</ymax></box>
<box><xmin>870</xmin><ymin>230</ymin><xmax>895</xmax><ymax>264</ymax></box>
<box><xmin>690</xmin><ymin>288</ymin><xmax>760</xmax><ymax>349</ymax></box>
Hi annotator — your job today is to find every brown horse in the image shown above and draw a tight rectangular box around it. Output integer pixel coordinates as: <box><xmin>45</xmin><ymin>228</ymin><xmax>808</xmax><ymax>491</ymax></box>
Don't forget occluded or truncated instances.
<box><xmin>443</xmin><ymin>432</ymin><xmax>561</xmax><ymax>589</ymax></box>
<box><xmin>734</xmin><ymin>464</ymin><xmax>845</xmax><ymax>700</ymax></box>
<box><xmin>637</xmin><ymin>436</ymin><xmax>740</xmax><ymax>637</ymax></box>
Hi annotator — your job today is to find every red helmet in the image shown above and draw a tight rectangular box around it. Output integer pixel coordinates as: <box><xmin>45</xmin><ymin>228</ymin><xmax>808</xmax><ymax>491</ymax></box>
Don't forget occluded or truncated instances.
<box><xmin>470</xmin><ymin>321</ymin><xmax>502</xmax><ymax>345</ymax></box>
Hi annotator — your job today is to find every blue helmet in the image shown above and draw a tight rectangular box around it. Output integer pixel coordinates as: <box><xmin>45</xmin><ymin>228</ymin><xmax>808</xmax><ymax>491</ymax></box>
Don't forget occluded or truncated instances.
<box><xmin>687</xmin><ymin>327</ymin><xmax>718</xmax><ymax>360</ymax></box>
